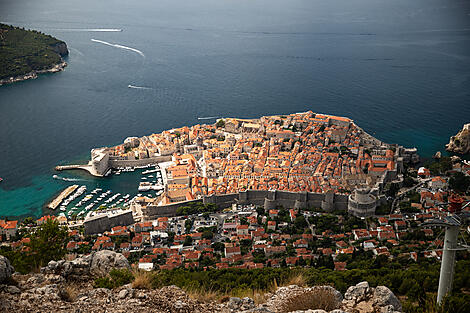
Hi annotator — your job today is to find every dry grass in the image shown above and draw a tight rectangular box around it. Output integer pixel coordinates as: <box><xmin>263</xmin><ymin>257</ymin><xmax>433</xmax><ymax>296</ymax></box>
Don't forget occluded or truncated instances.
<box><xmin>131</xmin><ymin>269</ymin><xmax>153</xmax><ymax>290</ymax></box>
<box><xmin>59</xmin><ymin>284</ymin><xmax>80</xmax><ymax>302</ymax></box>
<box><xmin>278</xmin><ymin>287</ymin><xmax>339</xmax><ymax>313</ymax></box>
<box><xmin>179</xmin><ymin>271</ymin><xmax>312</xmax><ymax>307</ymax></box>
<box><xmin>281</xmin><ymin>272</ymin><xmax>307</xmax><ymax>287</ymax></box>
<box><xmin>231</xmin><ymin>288</ymin><xmax>270</xmax><ymax>305</ymax></box>
<box><xmin>185</xmin><ymin>286</ymin><xmax>270</xmax><ymax>305</ymax></box>
<box><xmin>186</xmin><ymin>288</ymin><xmax>220</xmax><ymax>303</ymax></box>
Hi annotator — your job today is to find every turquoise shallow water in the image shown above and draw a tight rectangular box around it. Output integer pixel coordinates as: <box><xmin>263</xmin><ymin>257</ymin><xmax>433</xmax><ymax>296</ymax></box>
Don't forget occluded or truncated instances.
<box><xmin>0</xmin><ymin>0</ymin><xmax>470</xmax><ymax>218</ymax></box>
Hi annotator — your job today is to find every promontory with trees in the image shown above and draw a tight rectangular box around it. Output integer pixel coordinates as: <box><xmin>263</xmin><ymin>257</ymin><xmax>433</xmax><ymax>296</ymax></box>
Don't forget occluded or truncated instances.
<box><xmin>0</xmin><ymin>23</ymin><xmax>68</xmax><ymax>85</ymax></box>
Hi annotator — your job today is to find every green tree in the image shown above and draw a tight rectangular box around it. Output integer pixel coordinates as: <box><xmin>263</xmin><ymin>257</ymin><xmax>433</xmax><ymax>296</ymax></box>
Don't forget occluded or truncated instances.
<box><xmin>449</xmin><ymin>172</ymin><xmax>470</xmax><ymax>193</ymax></box>
<box><xmin>27</xmin><ymin>218</ymin><xmax>69</xmax><ymax>269</ymax></box>
<box><xmin>216</xmin><ymin>119</ymin><xmax>225</xmax><ymax>128</ymax></box>
<box><xmin>183</xmin><ymin>235</ymin><xmax>193</xmax><ymax>246</ymax></box>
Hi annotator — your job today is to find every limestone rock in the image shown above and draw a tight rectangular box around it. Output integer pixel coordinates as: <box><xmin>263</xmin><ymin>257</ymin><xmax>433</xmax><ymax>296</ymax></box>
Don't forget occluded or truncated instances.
<box><xmin>118</xmin><ymin>289</ymin><xmax>129</xmax><ymax>299</ymax></box>
<box><xmin>446</xmin><ymin>123</ymin><xmax>470</xmax><ymax>154</ymax></box>
<box><xmin>42</xmin><ymin>251</ymin><xmax>129</xmax><ymax>279</ymax></box>
<box><xmin>1</xmin><ymin>275</ymin><xmax>403</xmax><ymax>313</ymax></box>
<box><xmin>344</xmin><ymin>281</ymin><xmax>369</xmax><ymax>302</ymax></box>
<box><xmin>373</xmin><ymin>286</ymin><xmax>402</xmax><ymax>312</ymax></box>
<box><xmin>6</xmin><ymin>285</ymin><xmax>21</xmax><ymax>294</ymax></box>
<box><xmin>90</xmin><ymin>250</ymin><xmax>130</xmax><ymax>276</ymax></box>
<box><xmin>0</xmin><ymin>255</ymin><xmax>14</xmax><ymax>283</ymax></box>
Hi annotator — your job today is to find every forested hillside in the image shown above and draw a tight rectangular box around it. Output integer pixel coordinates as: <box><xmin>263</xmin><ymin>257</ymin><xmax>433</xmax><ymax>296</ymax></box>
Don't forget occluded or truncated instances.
<box><xmin>0</xmin><ymin>23</ymin><xmax>68</xmax><ymax>79</ymax></box>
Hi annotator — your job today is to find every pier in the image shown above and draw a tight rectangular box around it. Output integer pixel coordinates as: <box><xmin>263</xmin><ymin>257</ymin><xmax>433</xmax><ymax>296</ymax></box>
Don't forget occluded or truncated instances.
<box><xmin>55</xmin><ymin>165</ymin><xmax>82</xmax><ymax>170</ymax></box>
<box><xmin>55</xmin><ymin>164</ymin><xmax>105</xmax><ymax>177</ymax></box>
<box><xmin>47</xmin><ymin>185</ymin><xmax>79</xmax><ymax>210</ymax></box>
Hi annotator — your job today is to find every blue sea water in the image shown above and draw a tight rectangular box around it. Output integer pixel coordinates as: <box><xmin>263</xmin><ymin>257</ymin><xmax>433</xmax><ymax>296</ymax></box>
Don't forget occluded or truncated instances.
<box><xmin>0</xmin><ymin>0</ymin><xmax>469</xmax><ymax>218</ymax></box>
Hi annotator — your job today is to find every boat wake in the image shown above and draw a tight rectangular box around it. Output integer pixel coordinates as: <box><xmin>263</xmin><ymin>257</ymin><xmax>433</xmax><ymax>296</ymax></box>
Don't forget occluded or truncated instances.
<box><xmin>198</xmin><ymin>116</ymin><xmax>219</xmax><ymax>120</ymax></box>
<box><xmin>91</xmin><ymin>39</ymin><xmax>145</xmax><ymax>57</ymax></box>
<box><xmin>56</xmin><ymin>28</ymin><xmax>123</xmax><ymax>32</ymax></box>
<box><xmin>69</xmin><ymin>47</ymin><xmax>84</xmax><ymax>56</ymax></box>
<box><xmin>53</xmin><ymin>175</ymin><xmax>84</xmax><ymax>182</ymax></box>
<box><xmin>128</xmin><ymin>84</ymin><xmax>153</xmax><ymax>90</ymax></box>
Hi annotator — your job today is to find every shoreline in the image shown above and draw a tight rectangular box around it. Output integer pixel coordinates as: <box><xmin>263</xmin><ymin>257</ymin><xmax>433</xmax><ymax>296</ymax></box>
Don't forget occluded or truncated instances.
<box><xmin>0</xmin><ymin>60</ymin><xmax>67</xmax><ymax>86</ymax></box>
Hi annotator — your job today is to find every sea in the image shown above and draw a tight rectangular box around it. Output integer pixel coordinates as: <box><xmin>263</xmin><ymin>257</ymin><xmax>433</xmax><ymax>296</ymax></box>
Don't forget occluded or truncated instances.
<box><xmin>0</xmin><ymin>0</ymin><xmax>469</xmax><ymax>218</ymax></box>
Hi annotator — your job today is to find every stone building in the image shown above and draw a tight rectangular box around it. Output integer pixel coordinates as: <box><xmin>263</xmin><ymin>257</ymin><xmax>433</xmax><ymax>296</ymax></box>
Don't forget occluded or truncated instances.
<box><xmin>348</xmin><ymin>188</ymin><xmax>377</xmax><ymax>217</ymax></box>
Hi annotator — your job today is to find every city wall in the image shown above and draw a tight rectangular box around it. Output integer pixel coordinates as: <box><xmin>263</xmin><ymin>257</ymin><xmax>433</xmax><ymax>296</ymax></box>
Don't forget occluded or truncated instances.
<box><xmin>142</xmin><ymin>190</ymin><xmax>348</xmax><ymax>220</ymax></box>
<box><xmin>84</xmin><ymin>210</ymin><xmax>134</xmax><ymax>235</ymax></box>
<box><xmin>109</xmin><ymin>155</ymin><xmax>172</xmax><ymax>168</ymax></box>
<box><xmin>141</xmin><ymin>199</ymin><xmax>202</xmax><ymax>219</ymax></box>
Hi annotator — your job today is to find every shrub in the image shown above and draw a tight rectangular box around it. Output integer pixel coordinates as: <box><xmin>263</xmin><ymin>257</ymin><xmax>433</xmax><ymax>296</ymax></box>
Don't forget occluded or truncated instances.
<box><xmin>93</xmin><ymin>276</ymin><xmax>115</xmax><ymax>289</ymax></box>
<box><xmin>94</xmin><ymin>268</ymin><xmax>133</xmax><ymax>289</ymax></box>
<box><xmin>109</xmin><ymin>268</ymin><xmax>133</xmax><ymax>286</ymax></box>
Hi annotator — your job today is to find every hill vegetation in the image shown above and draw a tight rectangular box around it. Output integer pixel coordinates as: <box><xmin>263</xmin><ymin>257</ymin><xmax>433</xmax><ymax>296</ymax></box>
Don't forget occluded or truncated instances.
<box><xmin>0</xmin><ymin>23</ymin><xmax>68</xmax><ymax>80</ymax></box>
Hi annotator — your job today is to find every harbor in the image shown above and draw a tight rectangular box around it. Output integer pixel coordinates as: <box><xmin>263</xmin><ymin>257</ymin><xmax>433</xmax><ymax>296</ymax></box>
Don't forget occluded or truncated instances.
<box><xmin>44</xmin><ymin>164</ymin><xmax>166</xmax><ymax>222</ymax></box>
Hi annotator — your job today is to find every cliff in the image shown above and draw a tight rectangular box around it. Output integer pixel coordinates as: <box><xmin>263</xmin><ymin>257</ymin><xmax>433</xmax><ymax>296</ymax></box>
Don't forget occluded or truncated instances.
<box><xmin>446</xmin><ymin>123</ymin><xmax>470</xmax><ymax>155</ymax></box>
<box><xmin>0</xmin><ymin>23</ymin><xmax>69</xmax><ymax>85</ymax></box>
<box><xmin>50</xmin><ymin>42</ymin><xmax>69</xmax><ymax>57</ymax></box>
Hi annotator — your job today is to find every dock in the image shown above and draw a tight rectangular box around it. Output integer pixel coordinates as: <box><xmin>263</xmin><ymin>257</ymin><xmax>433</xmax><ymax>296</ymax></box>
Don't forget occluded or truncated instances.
<box><xmin>47</xmin><ymin>185</ymin><xmax>79</xmax><ymax>210</ymax></box>
<box><xmin>55</xmin><ymin>164</ymin><xmax>105</xmax><ymax>177</ymax></box>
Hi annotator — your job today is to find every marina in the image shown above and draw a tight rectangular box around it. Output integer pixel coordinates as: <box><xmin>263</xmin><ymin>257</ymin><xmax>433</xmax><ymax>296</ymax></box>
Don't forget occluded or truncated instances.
<box><xmin>46</xmin><ymin>165</ymin><xmax>165</xmax><ymax>221</ymax></box>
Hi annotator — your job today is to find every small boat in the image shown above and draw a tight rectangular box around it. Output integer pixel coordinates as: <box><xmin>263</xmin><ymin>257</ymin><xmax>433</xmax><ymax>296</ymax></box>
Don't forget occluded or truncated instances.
<box><xmin>0</xmin><ymin>178</ymin><xmax>3</xmax><ymax>182</ymax></box>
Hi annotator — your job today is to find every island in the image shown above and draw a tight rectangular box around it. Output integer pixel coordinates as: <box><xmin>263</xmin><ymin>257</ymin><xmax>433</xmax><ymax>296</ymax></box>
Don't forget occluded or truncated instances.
<box><xmin>0</xmin><ymin>23</ymin><xmax>68</xmax><ymax>85</ymax></box>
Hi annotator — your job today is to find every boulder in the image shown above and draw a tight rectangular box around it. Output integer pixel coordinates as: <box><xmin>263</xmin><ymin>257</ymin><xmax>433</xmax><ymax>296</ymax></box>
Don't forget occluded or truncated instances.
<box><xmin>0</xmin><ymin>255</ymin><xmax>14</xmax><ymax>283</ymax></box>
<box><xmin>118</xmin><ymin>289</ymin><xmax>129</xmax><ymax>299</ymax></box>
<box><xmin>90</xmin><ymin>250</ymin><xmax>130</xmax><ymax>276</ymax></box>
<box><xmin>344</xmin><ymin>281</ymin><xmax>370</xmax><ymax>302</ymax></box>
<box><xmin>6</xmin><ymin>285</ymin><xmax>21</xmax><ymax>294</ymax></box>
<box><xmin>42</xmin><ymin>251</ymin><xmax>128</xmax><ymax>278</ymax></box>
<box><xmin>373</xmin><ymin>286</ymin><xmax>402</xmax><ymax>312</ymax></box>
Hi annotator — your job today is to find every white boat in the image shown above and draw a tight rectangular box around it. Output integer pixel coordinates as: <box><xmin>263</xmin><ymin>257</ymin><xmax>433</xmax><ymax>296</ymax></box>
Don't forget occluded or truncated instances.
<box><xmin>138</xmin><ymin>182</ymin><xmax>151</xmax><ymax>191</ymax></box>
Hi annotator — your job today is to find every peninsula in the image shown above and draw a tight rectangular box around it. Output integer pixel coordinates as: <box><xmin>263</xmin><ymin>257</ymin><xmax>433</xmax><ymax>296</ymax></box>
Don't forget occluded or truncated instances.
<box><xmin>0</xmin><ymin>23</ymin><xmax>68</xmax><ymax>85</ymax></box>
<box><xmin>58</xmin><ymin>111</ymin><xmax>420</xmax><ymax>218</ymax></box>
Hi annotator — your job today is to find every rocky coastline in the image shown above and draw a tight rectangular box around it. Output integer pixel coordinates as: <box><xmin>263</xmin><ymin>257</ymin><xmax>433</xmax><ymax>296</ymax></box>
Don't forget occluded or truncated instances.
<box><xmin>446</xmin><ymin>123</ymin><xmax>470</xmax><ymax>155</ymax></box>
<box><xmin>0</xmin><ymin>60</ymin><xmax>67</xmax><ymax>86</ymax></box>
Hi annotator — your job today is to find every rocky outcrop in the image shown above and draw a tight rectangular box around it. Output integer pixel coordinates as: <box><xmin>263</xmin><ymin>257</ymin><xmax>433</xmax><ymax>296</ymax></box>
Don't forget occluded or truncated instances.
<box><xmin>42</xmin><ymin>251</ymin><xmax>129</xmax><ymax>279</ymax></box>
<box><xmin>341</xmin><ymin>282</ymin><xmax>402</xmax><ymax>313</ymax></box>
<box><xmin>0</xmin><ymin>276</ymin><xmax>401</xmax><ymax>313</ymax></box>
<box><xmin>446</xmin><ymin>123</ymin><xmax>470</xmax><ymax>154</ymax></box>
<box><xmin>0</xmin><ymin>255</ymin><xmax>14</xmax><ymax>283</ymax></box>
<box><xmin>50</xmin><ymin>42</ymin><xmax>69</xmax><ymax>57</ymax></box>
<box><xmin>0</xmin><ymin>61</ymin><xmax>67</xmax><ymax>86</ymax></box>
<box><xmin>90</xmin><ymin>250</ymin><xmax>130</xmax><ymax>276</ymax></box>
